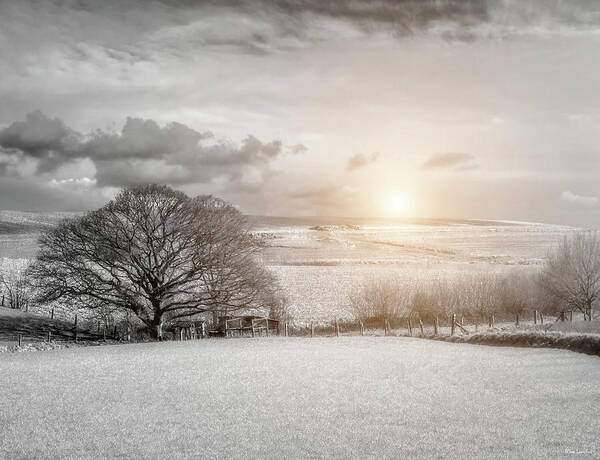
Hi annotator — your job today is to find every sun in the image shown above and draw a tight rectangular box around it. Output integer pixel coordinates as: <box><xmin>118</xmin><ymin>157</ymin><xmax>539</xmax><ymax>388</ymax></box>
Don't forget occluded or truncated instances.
<box><xmin>387</xmin><ymin>193</ymin><xmax>410</xmax><ymax>216</ymax></box>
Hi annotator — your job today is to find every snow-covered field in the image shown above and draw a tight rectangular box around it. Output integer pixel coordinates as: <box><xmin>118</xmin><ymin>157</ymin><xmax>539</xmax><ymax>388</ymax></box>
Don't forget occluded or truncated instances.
<box><xmin>0</xmin><ymin>337</ymin><xmax>598</xmax><ymax>458</ymax></box>
<box><xmin>0</xmin><ymin>212</ymin><xmax>576</xmax><ymax>322</ymax></box>
<box><xmin>254</xmin><ymin>217</ymin><xmax>575</xmax><ymax>322</ymax></box>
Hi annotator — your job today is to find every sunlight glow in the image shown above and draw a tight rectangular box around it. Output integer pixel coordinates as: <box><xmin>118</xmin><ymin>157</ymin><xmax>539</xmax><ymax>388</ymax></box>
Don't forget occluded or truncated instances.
<box><xmin>387</xmin><ymin>193</ymin><xmax>411</xmax><ymax>216</ymax></box>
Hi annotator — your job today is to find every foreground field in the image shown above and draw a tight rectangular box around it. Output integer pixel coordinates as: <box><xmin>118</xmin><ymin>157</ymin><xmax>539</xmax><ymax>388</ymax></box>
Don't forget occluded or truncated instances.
<box><xmin>1</xmin><ymin>338</ymin><xmax>598</xmax><ymax>458</ymax></box>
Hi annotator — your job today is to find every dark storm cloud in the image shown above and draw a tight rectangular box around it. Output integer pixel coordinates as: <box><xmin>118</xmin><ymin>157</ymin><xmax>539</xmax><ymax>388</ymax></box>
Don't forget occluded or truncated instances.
<box><xmin>142</xmin><ymin>0</ymin><xmax>600</xmax><ymax>55</ymax></box>
<box><xmin>271</xmin><ymin>0</ymin><xmax>487</xmax><ymax>36</ymax></box>
<box><xmin>3</xmin><ymin>0</ymin><xmax>598</xmax><ymax>73</ymax></box>
<box><xmin>80</xmin><ymin>118</ymin><xmax>212</xmax><ymax>161</ymax></box>
<box><xmin>0</xmin><ymin>111</ymin><xmax>81</xmax><ymax>172</ymax></box>
<box><xmin>421</xmin><ymin>152</ymin><xmax>477</xmax><ymax>171</ymax></box>
<box><xmin>268</xmin><ymin>0</ymin><xmax>600</xmax><ymax>38</ymax></box>
<box><xmin>0</xmin><ymin>111</ymin><xmax>285</xmax><ymax>189</ymax></box>
<box><xmin>346</xmin><ymin>152</ymin><xmax>379</xmax><ymax>171</ymax></box>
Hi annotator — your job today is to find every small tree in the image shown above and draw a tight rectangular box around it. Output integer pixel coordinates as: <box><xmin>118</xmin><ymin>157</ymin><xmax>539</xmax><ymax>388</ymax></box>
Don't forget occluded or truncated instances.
<box><xmin>539</xmin><ymin>232</ymin><xmax>600</xmax><ymax>321</ymax></box>
<box><xmin>0</xmin><ymin>260</ymin><xmax>31</xmax><ymax>311</ymax></box>
<box><xmin>496</xmin><ymin>272</ymin><xmax>534</xmax><ymax>326</ymax></box>
<box><xmin>459</xmin><ymin>273</ymin><xmax>499</xmax><ymax>326</ymax></box>
<box><xmin>348</xmin><ymin>277</ymin><xmax>411</xmax><ymax>324</ymax></box>
<box><xmin>29</xmin><ymin>185</ymin><xmax>280</xmax><ymax>339</ymax></box>
<box><xmin>411</xmin><ymin>278</ymin><xmax>450</xmax><ymax>323</ymax></box>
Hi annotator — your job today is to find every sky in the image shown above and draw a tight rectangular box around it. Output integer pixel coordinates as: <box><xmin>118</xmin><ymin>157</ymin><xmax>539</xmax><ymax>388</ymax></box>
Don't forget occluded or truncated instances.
<box><xmin>1</xmin><ymin>0</ymin><xmax>600</xmax><ymax>226</ymax></box>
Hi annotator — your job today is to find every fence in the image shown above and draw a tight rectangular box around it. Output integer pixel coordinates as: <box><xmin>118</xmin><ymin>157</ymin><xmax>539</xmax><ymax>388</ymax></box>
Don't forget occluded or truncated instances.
<box><xmin>270</xmin><ymin>310</ymin><xmax>571</xmax><ymax>339</ymax></box>
<box><xmin>1</xmin><ymin>306</ymin><xmax>575</xmax><ymax>347</ymax></box>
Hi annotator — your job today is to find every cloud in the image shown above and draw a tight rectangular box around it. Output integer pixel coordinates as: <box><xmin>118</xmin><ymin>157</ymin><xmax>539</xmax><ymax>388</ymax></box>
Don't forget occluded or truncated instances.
<box><xmin>0</xmin><ymin>111</ymin><xmax>286</xmax><ymax>191</ymax></box>
<box><xmin>560</xmin><ymin>190</ymin><xmax>598</xmax><ymax>208</ymax></box>
<box><xmin>0</xmin><ymin>111</ymin><xmax>81</xmax><ymax>172</ymax></box>
<box><xmin>287</xmin><ymin>143</ymin><xmax>308</xmax><ymax>155</ymax></box>
<box><xmin>288</xmin><ymin>184</ymin><xmax>357</xmax><ymax>209</ymax></box>
<box><xmin>346</xmin><ymin>152</ymin><xmax>379</xmax><ymax>171</ymax></box>
<box><xmin>260</xmin><ymin>0</ymin><xmax>600</xmax><ymax>43</ymax></box>
<box><xmin>421</xmin><ymin>152</ymin><xmax>477</xmax><ymax>171</ymax></box>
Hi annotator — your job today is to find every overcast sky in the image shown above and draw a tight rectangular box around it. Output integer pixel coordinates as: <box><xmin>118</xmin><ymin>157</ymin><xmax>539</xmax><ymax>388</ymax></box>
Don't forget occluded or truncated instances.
<box><xmin>1</xmin><ymin>0</ymin><xmax>600</xmax><ymax>226</ymax></box>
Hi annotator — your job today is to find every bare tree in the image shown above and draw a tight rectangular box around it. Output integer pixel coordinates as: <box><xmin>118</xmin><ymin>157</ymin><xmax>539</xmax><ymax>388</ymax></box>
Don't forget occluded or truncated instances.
<box><xmin>455</xmin><ymin>272</ymin><xmax>502</xmax><ymax>326</ymax></box>
<box><xmin>496</xmin><ymin>272</ymin><xmax>535</xmax><ymax>326</ymax></box>
<box><xmin>348</xmin><ymin>277</ymin><xmax>412</xmax><ymax>323</ymax></box>
<box><xmin>29</xmin><ymin>185</ymin><xmax>280</xmax><ymax>339</ymax></box>
<box><xmin>411</xmin><ymin>277</ymin><xmax>452</xmax><ymax>322</ymax></box>
<box><xmin>0</xmin><ymin>260</ymin><xmax>31</xmax><ymax>311</ymax></box>
<box><xmin>539</xmin><ymin>232</ymin><xmax>600</xmax><ymax>320</ymax></box>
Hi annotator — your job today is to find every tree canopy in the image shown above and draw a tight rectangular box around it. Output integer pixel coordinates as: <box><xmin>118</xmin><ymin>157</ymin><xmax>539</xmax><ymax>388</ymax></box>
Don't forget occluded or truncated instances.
<box><xmin>29</xmin><ymin>184</ymin><xmax>280</xmax><ymax>338</ymax></box>
<box><xmin>539</xmin><ymin>231</ymin><xmax>600</xmax><ymax>320</ymax></box>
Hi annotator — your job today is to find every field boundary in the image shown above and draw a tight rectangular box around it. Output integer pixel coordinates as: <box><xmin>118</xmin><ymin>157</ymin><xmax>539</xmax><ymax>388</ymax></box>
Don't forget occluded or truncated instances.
<box><xmin>432</xmin><ymin>330</ymin><xmax>600</xmax><ymax>357</ymax></box>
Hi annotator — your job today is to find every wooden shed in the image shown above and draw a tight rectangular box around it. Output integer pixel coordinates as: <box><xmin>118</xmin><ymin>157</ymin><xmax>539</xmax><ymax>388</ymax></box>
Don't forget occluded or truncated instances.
<box><xmin>218</xmin><ymin>315</ymin><xmax>280</xmax><ymax>337</ymax></box>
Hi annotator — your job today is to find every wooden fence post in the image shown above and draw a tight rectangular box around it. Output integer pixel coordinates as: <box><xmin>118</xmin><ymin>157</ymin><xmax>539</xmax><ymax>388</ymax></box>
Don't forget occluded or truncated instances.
<box><xmin>285</xmin><ymin>322</ymin><xmax>289</xmax><ymax>337</ymax></box>
<box><xmin>533</xmin><ymin>310</ymin><xmax>537</xmax><ymax>325</ymax></box>
<box><xmin>51</xmin><ymin>308</ymin><xmax>54</xmax><ymax>319</ymax></box>
<box><xmin>419</xmin><ymin>319</ymin><xmax>424</xmax><ymax>337</ymax></box>
<box><xmin>451</xmin><ymin>313</ymin><xmax>456</xmax><ymax>336</ymax></box>
<box><xmin>47</xmin><ymin>331</ymin><xmax>51</xmax><ymax>342</ymax></box>
<box><xmin>102</xmin><ymin>326</ymin><xmax>106</xmax><ymax>342</ymax></box>
<box><xmin>334</xmin><ymin>317</ymin><xmax>339</xmax><ymax>337</ymax></box>
<box><xmin>360</xmin><ymin>321</ymin><xmax>364</xmax><ymax>336</ymax></box>
<box><xmin>540</xmin><ymin>312</ymin><xmax>544</xmax><ymax>324</ymax></box>
<box><xmin>1</xmin><ymin>295</ymin><xmax>4</xmax><ymax>307</ymax></box>
<box><xmin>265</xmin><ymin>319</ymin><xmax>269</xmax><ymax>337</ymax></box>
<box><xmin>407</xmin><ymin>317</ymin><xmax>412</xmax><ymax>336</ymax></box>
<box><xmin>74</xmin><ymin>314</ymin><xmax>78</xmax><ymax>343</ymax></box>
<box><xmin>570</xmin><ymin>311</ymin><xmax>573</xmax><ymax>322</ymax></box>
<box><xmin>113</xmin><ymin>325</ymin><xmax>118</xmax><ymax>339</ymax></box>
<box><xmin>433</xmin><ymin>316</ymin><xmax>439</xmax><ymax>336</ymax></box>
<box><xmin>515</xmin><ymin>313</ymin><xmax>519</xmax><ymax>327</ymax></box>
<box><xmin>18</xmin><ymin>333</ymin><xmax>22</xmax><ymax>347</ymax></box>
<box><xmin>310</xmin><ymin>321</ymin><xmax>314</xmax><ymax>337</ymax></box>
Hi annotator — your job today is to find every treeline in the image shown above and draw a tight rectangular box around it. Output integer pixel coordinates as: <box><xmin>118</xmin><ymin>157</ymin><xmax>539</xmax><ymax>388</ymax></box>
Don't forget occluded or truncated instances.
<box><xmin>349</xmin><ymin>231</ymin><xmax>600</xmax><ymax>326</ymax></box>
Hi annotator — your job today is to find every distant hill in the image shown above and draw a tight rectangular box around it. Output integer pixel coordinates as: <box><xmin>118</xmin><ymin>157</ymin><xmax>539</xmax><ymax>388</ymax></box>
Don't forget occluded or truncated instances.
<box><xmin>0</xmin><ymin>210</ymin><xmax>568</xmax><ymax>260</ymax></box>
<box><xmin>246</xmin><ymin>215</ymin><xmax>522</xmax><ymax>229</ymax></box>
<box><xmin>0</xmin><ymin>211</ymin><xmax>79</xmax><ymax>234</ymax></box>
<box><xmin>0</xmin><ymin>210</ymin><xmax>561</xmax><ymax>236</ymax></box>
<box><xmin>0</xmin><ymin>211</ymin><xmax>80</xmax><ymax>258</ymax></box>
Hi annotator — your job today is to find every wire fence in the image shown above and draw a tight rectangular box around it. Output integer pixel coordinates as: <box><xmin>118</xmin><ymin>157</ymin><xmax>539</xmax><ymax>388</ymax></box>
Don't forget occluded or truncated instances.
<box><xmin>0</xmin><ymin>306</ymin><xmax>579</xmax><ymax>347</ymax></box>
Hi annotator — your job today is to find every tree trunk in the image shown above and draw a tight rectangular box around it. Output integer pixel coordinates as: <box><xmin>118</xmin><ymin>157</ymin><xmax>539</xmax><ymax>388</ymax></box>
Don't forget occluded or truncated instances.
<box><xmin>586</xmin><ymin>302</ymin><xmax>593</xmax><ymax>321</ymax></box>
<box><xmin>150</xmin><ymin>304</ymin><xmax>164</xmax><ymax>341</ymax></box>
